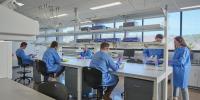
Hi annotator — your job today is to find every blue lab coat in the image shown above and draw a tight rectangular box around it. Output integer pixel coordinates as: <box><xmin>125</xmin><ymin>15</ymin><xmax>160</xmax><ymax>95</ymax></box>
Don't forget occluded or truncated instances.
<box><xmin>42</xmin><ymin>48</ymin><xmax>61</xmax><ymax>72</ymax></box>
<box><xmin>80</xmin><ymin>49</ymin><xmax>93</xmax><ymax>59</ymax></box>
<box><xmin>90</xmin><ymin>51</ymin><xmax>120</xmax><ymax>86</ymax></box>
<box><xmin>143</xmin><ymin>49</ymin><xmax>164</xmax><ymax>59</ymax></box>
<box><xmin>172</xmin><ymin>47</ymin><xmax>191</xmax><ymax>88</ymax></box>
<box><xmin>16</xmin><ymin>48</ymin><xmax>33</xmax><ymax>64</ymax></box>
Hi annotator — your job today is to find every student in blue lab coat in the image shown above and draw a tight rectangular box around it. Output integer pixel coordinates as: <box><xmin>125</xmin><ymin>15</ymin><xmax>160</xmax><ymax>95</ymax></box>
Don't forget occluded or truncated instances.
<box><xmin>90</xmin><ymin>42</ymin><xmax>121</xmax><ymax>100</ymax></box>
<box><xmin>42</xmin><ymin>41</ymin><xmax>65</xmax><ymax>80</ymax></box>
<box><xmin>172</xmin><ymin>36</ymin><xmax>191</xmax><ymax>100</ymax></box>
<box><xmin>143</xmin><ymin>34</ymin><xmax>164</xmax><ymax>64</ymax></box>
<box><xmin>80</xmin><ymin>47</ymin><xmax>93</xmax><ymax>59</ymax></box>
<box><xmin>16</xmin><ymin>42</ymin><xmax>33</xmax><ymax>65</ymax></box>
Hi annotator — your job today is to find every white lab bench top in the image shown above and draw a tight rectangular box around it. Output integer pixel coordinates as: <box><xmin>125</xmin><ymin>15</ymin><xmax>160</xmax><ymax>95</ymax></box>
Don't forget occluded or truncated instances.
<box><xmin>61</xmin><ymin>56</ymin><xmax>172</xmax><ymax>83</ymax></box>
<box><xmin>0</xmin><ymin>78</ymin><xmax>54</xmax><ymax>100</ymax></box>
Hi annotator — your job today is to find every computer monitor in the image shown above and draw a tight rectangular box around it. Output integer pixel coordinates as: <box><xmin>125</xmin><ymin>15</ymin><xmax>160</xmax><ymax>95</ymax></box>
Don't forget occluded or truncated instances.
<box><xmin>123</xmin><ymin>49</ymin><xmax>135</xmax><ymax>59</ymax></box>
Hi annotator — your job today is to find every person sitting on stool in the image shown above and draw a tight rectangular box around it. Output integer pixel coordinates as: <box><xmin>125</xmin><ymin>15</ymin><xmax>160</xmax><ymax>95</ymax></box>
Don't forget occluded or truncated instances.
<box><xmin>42</xmin><ymin>41</ymin><xmax>65</xmax><ymax>81</ymax></box>
<box><xmin>90</xmin><ymin>42</ymin><xmax>121</xmax><ymax>100</ymax></box>
<box><xmin>16</xmin><ymin>42</ymin><xmax>34</xmax><ymax>65</ymax></box>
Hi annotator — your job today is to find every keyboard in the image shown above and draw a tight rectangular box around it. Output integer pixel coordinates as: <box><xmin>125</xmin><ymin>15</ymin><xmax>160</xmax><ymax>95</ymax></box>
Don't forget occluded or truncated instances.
<box><xmin>127</xmin><ymin>59</ymin><xmax>143</xmax><ymax>64</ymax></box>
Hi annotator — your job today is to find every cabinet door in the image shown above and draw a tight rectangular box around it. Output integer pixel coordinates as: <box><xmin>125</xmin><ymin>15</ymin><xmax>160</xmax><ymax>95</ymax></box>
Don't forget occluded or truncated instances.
<box><xmin>189</xmin><ymin>66</ymin><xmax>198</xmax><ymax>87</ymax></box>
<box><xmin>0</xmin><ymin>42</ymin><xmax>12</xmax><ymax>78</ymax></box>
<box><xmin>197</xmin><ymin>68</ymin><xmax>200</xmax><ymax>87</ymax></box>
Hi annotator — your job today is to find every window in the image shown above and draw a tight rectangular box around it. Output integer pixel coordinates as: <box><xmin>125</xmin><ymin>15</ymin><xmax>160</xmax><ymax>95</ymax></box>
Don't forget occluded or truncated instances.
<box><xmin>115</xmin><ymin>33</ymin><xmax>124</xmax><ymax>40</ymax></box>
<box><xmin>144</xmin><ymin>17</ymin><xmax>164</xmax><ymax>25</ymax></box>
<box><xmin>115</xmin><ymin>21</ymin><xmax>123</xmax><ymax>28</ymax></box>
<box><xmin>47</xmin><ymin>37</ymin><xmax>56</xmax><ymax>42</ymax></box>
<box><xmin>63</xmin><ymin>36</ymin><xmax>74</xmax><ymax>43</ymax></box>
<box><xmin>81</xmin><ymin>24</ymin><xmax>92</xmax><ymax>27</ymax></box>
<box><xmin>168</xmin><ymin>12</ymin><xmax>180</xmax><ymax>49</ymax></box>
<box><xmin>46</xmin><ymin>29</ymin><xmax>56</xmax><ymax>34</ymax></box>
<box><xmin>127</xmin><ymin>19</ymin><xmax>142</xmax><ymax>26</ymax></box>
<box><xmin>182</xmin><ymin>9</ymin><xmax>200</xmax><ymax>50</ymax></box>
<box><xmin>126</xmin><ymin>32</ymin><xmax>142</xmax><ymax>40</ymax></box>
<box><xmin>36</xmin><ymin>37</ymin><xmax>45</xmax><ymax>42</ymax></box>
<box><xmin>77</xmin><ymin>35</ymin><xmax>92</xmax><ymax>39</ymax></box>
<box><xmin>62</xmin><ymin>27</ymin><xmax>75</xmax><ymax>43</ymax></box>
<box><xmin>101</xmin><ymin>33</ymin><xmax>114</xmax><ymax>38</ymax></box>
<box><xmin>102</xmin><ymin>22</ymin><xmax>114</xmax><ymax>28</ymax></box>
<box><xmin>143</xmin><ymin>17</ymin><xmax>164</xmax><ymax>42</ymax></box>
<box><xmin>62</xmin><ymin>27</ymin><xmax>74</xmax><ymax>32</ymax></box>
<box><xmin>100</xmin><ymin>22</ymin><xmax>114</xmax><ymax>38</ymax></box>
<box><xmin>126</xmin><ymin>20</ymin><xmax>142</xmax><ymax>38</ymax></box>
<box><xmin>39</xmin><ymin>31</ymin><xmax>45</xmax><ymax>34</ymax></box>
<box><xmin>115</xmin><ymin>21</ymin><xmax>124</xmax><ymax>39</ymax></box>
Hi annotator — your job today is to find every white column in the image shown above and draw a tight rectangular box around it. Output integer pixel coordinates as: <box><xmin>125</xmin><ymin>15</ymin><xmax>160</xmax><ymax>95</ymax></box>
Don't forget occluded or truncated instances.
<box><xmin>163</xmin><ymin>5</ymin><xmax>169</xmax><ymax>100</ymax></box>
<box><xmin>74</xmin><ymin>8</ymin><xmax>80</xmax><ymax>43</ymax></box>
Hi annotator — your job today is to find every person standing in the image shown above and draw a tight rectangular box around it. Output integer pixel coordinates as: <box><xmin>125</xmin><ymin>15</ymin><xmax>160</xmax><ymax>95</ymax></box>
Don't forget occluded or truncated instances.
<box><xmin>143</xmin><ymin>34</ymin><xmax>164</xmax><ymax>65</ymax></box>
<box><xmin>172</xmin><ymin>36</ymin><xmax>191</xmax><ymax>100</ymax></box>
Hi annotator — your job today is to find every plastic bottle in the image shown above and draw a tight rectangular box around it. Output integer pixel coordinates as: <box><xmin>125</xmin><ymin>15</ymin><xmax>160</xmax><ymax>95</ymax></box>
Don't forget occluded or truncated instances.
<box><xmin>118</xmin><ymin>53</ymin><xmax>123</xmax><ymax>63</ymax></box>
<box><xmin>143</xmin><ymin>55</ymin><xmax>148</xmax><ymax>65</ymax></box>
<box><xmin>154</xmin><ymin>55</ymin><xmax>158</xmax><ymax>67</ymax></box>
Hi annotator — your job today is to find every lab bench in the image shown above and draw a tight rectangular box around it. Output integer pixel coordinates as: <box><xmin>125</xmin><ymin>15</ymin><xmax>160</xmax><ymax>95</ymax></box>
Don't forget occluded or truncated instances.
<box><xmin>61</xmin><ymin>56</ymin><xmax>172</xmax><ymax>100</ymax></box>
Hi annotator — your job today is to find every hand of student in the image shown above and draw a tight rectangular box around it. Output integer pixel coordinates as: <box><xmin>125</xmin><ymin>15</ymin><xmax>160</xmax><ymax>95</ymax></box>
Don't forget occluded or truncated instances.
<box><xmin>117</xmin><ymin>61</ymin><xmax>122</xmax><ymax>65</ymax></box>
<box><xmin>146</xmin><ymin>56</ymin><xmax>155</xmax><ymax>62</ymax></box>
<box><xmin>77</xmin><ymin>55</ymin><xmax>82</xmax><ymax>59</ymax></box>
<box><xmin>118</xmin><ymin>62</ymin><xmax>125</xmax><ymax>69</ymax></box>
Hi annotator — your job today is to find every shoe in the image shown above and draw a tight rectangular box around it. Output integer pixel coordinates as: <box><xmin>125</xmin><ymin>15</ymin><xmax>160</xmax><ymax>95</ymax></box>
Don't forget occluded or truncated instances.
<box><xmin>173</xmin><ymin>97</ymin><xmax>178</xmax><ymax>100</ymax></box>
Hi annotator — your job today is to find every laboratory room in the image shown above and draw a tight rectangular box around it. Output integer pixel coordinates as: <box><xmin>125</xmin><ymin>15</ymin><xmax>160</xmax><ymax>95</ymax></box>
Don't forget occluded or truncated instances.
<box><xmin>1</xmin><ymin>0</ymin><xmax>200</xmax><ymax>100</ymax></box>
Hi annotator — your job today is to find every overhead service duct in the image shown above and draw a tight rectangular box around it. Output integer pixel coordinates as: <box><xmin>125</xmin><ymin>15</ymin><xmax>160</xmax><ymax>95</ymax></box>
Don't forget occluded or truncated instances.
<box><xmin>0</xmin><ymin>5</ymin><xmax>39</xmax><ymax>40</ymax></box>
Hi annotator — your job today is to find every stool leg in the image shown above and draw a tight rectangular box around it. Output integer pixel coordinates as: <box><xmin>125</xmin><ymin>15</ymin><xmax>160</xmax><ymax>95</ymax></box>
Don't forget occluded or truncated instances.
<box><xmin>44</xmin><ymin>75</ymin><xmax>49</xmax><ymax>82</ymax></box>
<box><xmin>97</xmin><ymin>88</ymin><xmax>103</xmax><ymax>100</ymax></box>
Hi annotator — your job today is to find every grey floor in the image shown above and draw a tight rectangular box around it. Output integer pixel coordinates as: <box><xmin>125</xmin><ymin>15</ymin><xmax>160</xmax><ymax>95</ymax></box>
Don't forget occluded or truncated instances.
<box><xmin>12</xmin><ymin>67</ymin><xmax>200</xmax><ymax>100</ymax></box>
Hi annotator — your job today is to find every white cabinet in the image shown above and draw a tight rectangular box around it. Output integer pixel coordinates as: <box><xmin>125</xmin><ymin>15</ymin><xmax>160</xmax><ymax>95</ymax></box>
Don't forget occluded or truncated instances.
<box><xmin>189</xmin><ymin>66</ymin><xmax>200</xmax><ymax>87</ymax></box>
<box><xmin>0</xmin><ymin>41</ymin><xmax>12</xmax><ymax>79</ymax></box>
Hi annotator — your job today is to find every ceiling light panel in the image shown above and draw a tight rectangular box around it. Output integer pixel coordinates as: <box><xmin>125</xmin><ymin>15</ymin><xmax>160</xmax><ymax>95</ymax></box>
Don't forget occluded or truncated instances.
<box><xmin>180</xmin><ymin>5</ymin><xmax>200</xmax><ymax>10</ymax></box>
<box><xmin>90</xmin><ymin>2</ymin><xmax>122</xmax><ymax>10</ymax></box>
<box><xmin>50</xmin><ymin>13</ymin><xmax>68</xmax><ymax>18</ymax></box>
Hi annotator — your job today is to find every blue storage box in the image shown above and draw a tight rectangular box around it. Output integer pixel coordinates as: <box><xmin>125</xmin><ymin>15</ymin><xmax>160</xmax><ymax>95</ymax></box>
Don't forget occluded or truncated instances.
<box><xmin>123</xmin><ymin>22</ymin><xmax>135</xmax><ymax>27</ymax></box>
<box><xmin>91</xmin><ymin>25</ymin><xmax>107</xmax><ymax>30</ymax></box>
<box><xmin>123</xmin><ymin>37</ymin><xmax>141</xmax><ymax>42</ymax></box>
<box><xmin>105</xmin><ymin>38</ymin><xmax>121</xmax><ymax>42</ymax></box>
<box><xmin>76</xmin><ymin>39</ymin><xmax>93</xmax><ymax>43</ymax></box>
<box><xmin>94</xmin><ymin>38</ymin><xmax>121</xmax><ymax>42</ymax></box>
<box><xmin>81</xmin><ymin>27</ymin><xmax>91</xmax><ymax>31</ymax></box>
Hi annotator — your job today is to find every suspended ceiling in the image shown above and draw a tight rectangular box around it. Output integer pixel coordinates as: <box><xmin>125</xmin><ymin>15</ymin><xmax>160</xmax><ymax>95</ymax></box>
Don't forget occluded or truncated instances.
<box><xmin>11</xmin><ymin>0</ymin><xmax>200</xmax><ymax>28</ymax></box>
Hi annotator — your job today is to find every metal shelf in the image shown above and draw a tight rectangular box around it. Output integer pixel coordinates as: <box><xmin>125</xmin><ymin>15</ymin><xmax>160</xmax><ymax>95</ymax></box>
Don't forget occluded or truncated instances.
<box><xmin>37</xmin><ymin>24</ymin><xmax>163</xmax><ymax>38</ymax></box>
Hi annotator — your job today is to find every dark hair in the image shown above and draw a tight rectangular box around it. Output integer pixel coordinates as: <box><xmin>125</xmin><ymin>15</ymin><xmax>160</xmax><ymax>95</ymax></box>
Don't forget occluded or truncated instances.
<box><xmin>100</xmin><ymin>42</ymin><xmax>110</xmax><ymax>49</ymax></box>
<box><xmin>50</xmin><ymin>41</ymin><xmax>58</xmax><ymax>48</ymax></box>
<box><xmin>155</xmin><ymin>34</ymin><xmax>163</xmax><ymax>39</ymax></box>
<box><xmin>20</xmin><ymin>42</ymin><xmax>27</xmax><ymax>47</ymax></box>
<box><xmin>174</xmin><ymin>36</ymin><xmax>188</xmax><ymax>48</ymax></box>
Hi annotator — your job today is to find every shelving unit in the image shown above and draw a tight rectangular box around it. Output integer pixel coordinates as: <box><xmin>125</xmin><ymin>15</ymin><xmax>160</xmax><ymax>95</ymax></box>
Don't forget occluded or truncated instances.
<box><xmin>37</xmin><ymin>24</ymin><xmax>163</xmax><ymax>38</ymax></box>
